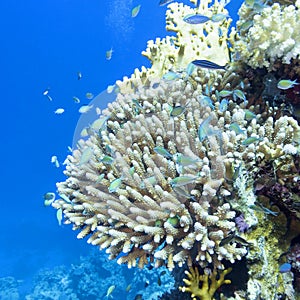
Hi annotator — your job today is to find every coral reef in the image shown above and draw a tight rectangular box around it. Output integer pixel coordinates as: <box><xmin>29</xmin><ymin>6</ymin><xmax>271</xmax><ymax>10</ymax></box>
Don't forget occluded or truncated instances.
<box><xmin>234</xmin><ymin>0</ymin><xmax>300</xmax><ymax>69</ymax></box>
<box><xmin>179</xmin><ymin>266</ymin><xmax>232</xmax><ymax>300</ymax></box>
<box><xmin>0</xmin><ymin>276</ymin><xmax>20</xmax><ymax>300</ymax></box>
<box><xmin>22</xmin><ymin>250</ymin><xmax>174</xmax><ymax>300</ymax></box>
<box><xmin>54</xmin><ymin>78</ymin><xmax>252</xmax><ymax>271</ymax></box>
<box><xmin>116</xmin><ymin>0</ymin><xmax>232</xmax><ymax>93</ymax></box>
<box><xmin>50</xmin><ymin>0</ymin><xmax>300</xmax><ymax>298</ymax></box>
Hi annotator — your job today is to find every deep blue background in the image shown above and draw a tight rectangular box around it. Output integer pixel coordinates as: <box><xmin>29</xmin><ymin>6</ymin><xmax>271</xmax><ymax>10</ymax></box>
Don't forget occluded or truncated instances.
<box><xmin>0</xmin><ymin>0</ymin><xmax>243</xmax><ymax>289</ymax></box>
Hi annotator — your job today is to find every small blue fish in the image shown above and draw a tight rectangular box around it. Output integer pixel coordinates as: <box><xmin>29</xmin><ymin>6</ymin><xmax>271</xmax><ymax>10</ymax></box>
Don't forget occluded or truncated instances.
<box><xmin>131</xmin><ymin>4</ymin><xmax>141</xmax><ymax>18</ymax></box>
<box><xmin>154</xmin><ymin>146</ymin><xmax>173</xmax><ymax>158</ymax></box>
<box><xmin>173</xmin><ymin>186</ymin><xmax>196</xmax><ymax>200</ymax></box>
<box><xmin>192</xmin><ymin>60</ymin><xmax>226</xmax><ymax>70</ymax></box>
<box><xmin>105</xmin><ymin>284</ymin><xmax>116</xmax><ymax>298</ymax></box>
<box><xmin>249</xmin><ymin>202</ymin><xmax>278</xmax><ymax>216</ymax></box>
<box><xmin>218</xmin><ymin>90</ymin><xmax>233</xmax><ymax>97</ymax></box>
<box><xmin>229</xmin><ymin>123</ymin><xmax>245</xmax><ymax>135</ymax></box>
<box><xmin>73</xmin><ymin>96</ymin><xmax>80</xmax><ymax>103</ymax></box>
<box><xmin>85</xmin><ymin>92</ymin><xmax>94</xmax><ymax>100</ymax></box>
<box><xmin>106</xmin><ymin>48</ymin><xmax>113</xmax><ymax>60</ymax></box>
<box><xmin>277</xmin><ymin>79</ymin><xmax>299</xmax><ymax>90</ymax></box>
<box><xmin>233</xmin><ymin>89</ymin><xmax>246</xmax><ymax>103</ymax></box>
<box><xmin>174</xmin><ymin>153</ymin><xmax>200</xmax><ymax>167</ymax></box>
<box><xmin>77</xmin><ymin>71</ymin><xmax>82</xmax><ymax>80</ymax></box>
<box><xmin>56</xmin><ymin>208</ymin><xmax>63</xmax><ymax>226</ymax></box>
<box><xmin>183</xmin><ymin>14</ymin><xmax>210</xmax><ymax>25</ymax></box>
<box><xmin>219</xmin><ymin>99</ymin><xmax>228</xmax><ymax>112</ymax></box>
<box><xmin>170</xmin><ymin>102</ymin><xmax>190</xmax><ymax>117</ymax></box>
<box><xmin>132</xmin><ymin>99</ymin><xmax>144</xmax><ymax>114</ymax></box>
<box><xmin>244</xmin><ymin>110</ymin><xmax>256</xmax><ymax>121</ymax></box>
<box><xmin>198</xmin><ymin>116</ymin><xmax>216</xmax><ymax>142</ymax></box>
<box><xmin>242</xmin><ymin>136</ymin><xmax>262</xmax><ymax>146</ymax></box>
<box><xmin>159</xmin><ymin>0</ymin><xmax>174</xmax><ymax>6</ymax></box>
<box><xmin>129</xmin><ymin>166</ymin><xmax>135</xmax><ymax>176</ymax></box>
<box><xmin>170</xmin><ymin>175</ymin><xmax>199</xmax><ymax>188</ymax></box>
<box><xmin>185</xmin><ymin>62</ymin><xmax>196</xmax><ymax>77</ymax></box>
<box><xmin>91</xmin><ymin>115</ymin><xmax>110</xmax><ymax>132</ymax></box>
<box><xmin>170</xmin><ymin>106</ymin><xmax>186</xmax><ymax>117</ymax></box>
<box><xmin>96</xmin><ymin>174</ymin><xmax>105</xmax><ymax>183</ymax></box>
<box><xmin>43</xmin><ymin>192</ymin><xmax>55</xmax><ymax>206</ymax></box>
<box><xmin>152</xmin><ymin>82</ymin><xmax>160</xmax><ymax>89</ymax></box>
<box><xmin>51</xmin><ymin>155</ymin><xmax>60</xmax><ymax>168</ymax></box>
<box><xmin>140</xmin><ymin>176</ymin><xmax>157</xmax><ymax>189</ymax></box>
<box><xmin>198</xmin><ymin>95</ymin><xmax>215</xmax><ymax>110</ymax></box>
<box><xmin>210</xmin><ymin>13</ymin><xmax>229</xmax><ymax>23</ymax></box>
<box><xmin>163</xmin><ymin>71</ymin><xmax>181</xmax><ymax>81</ymax></box>
<box><xmin>59</xmin><ymin>194</ymin><xmax>72</xmax><ymax>204</ymax></box>
<box><xmin>239</xmin><ymin>20</ymin><xmax>253</xmax><ymax>32</ymax></box>
<box><xmin>100</xmin><ymin>155</ymin><xmax>114</xmax><ymax>165</ymax></box>
<box><xmin>109</xmin><ymin>177</ymin><xmax>123</xmax><ymax>193</ymax></box>
<box><xmin>78</xmin><ymin>147</ymin><xmax>93</xmax><ymax>165</ymax></box>
<box><xmin>279</xmin><ymin>263</ymin><xmax>291</xmax><ymax>273</ymax></box>
<box><xmin>205</xmin><ymin>84</ymin><xmax>212</xmax><ymax>96</ymax></box>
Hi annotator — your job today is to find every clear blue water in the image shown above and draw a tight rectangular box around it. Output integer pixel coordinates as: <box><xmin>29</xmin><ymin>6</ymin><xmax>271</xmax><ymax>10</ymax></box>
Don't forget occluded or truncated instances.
<box><xmin>0</xmin><ymin>0</ymin><xmax>243</xmax><ymax>298</ymax></box>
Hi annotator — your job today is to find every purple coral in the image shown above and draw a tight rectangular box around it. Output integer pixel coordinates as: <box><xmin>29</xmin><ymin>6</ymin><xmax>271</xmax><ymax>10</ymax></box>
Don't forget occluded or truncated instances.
<box><xmin>287</xmin><ymin>243</ymin><xmax>300</xmax><ymax>272</ymax></box>
<box><xmin>235</xmin><ymin>214</ymin><xmax>250</xmax><ymax>233</ymax></box>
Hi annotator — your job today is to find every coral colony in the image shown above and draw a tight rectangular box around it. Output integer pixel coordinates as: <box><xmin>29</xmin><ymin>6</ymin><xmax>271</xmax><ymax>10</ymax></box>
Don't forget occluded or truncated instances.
<box><xmin>51</xmin><ymin>0</ymin><xmax>300</xmax><ymax>299</ymax></box>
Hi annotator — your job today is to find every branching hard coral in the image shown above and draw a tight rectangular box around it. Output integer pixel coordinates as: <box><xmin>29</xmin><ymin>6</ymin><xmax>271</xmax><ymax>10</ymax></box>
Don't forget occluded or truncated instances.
<box><xmin>54</xmin><ymin>77</ymin><xmax>251</xmax><ymax>271</ymax></box>
<box><xmin>50</xmin><ymin>0</ymin><xmax>300</xmax><ymax>298</ymax></box>
<box><xmin>53</xmin><ymin>71</ymin><xmax>300</xmax><ymax>273</ymax></box>
<box><xmin>179</xmin><ymin>266</ymin><xmax>232</xmax><ymax>300</ymax></box>
<box><xmin>234</xmin><ymin>0</ymin><xmax>300</xmax><ymax>69</ymax></box>
<box><xmin>117</xmin><ymin>0</ymin><xmax>233</xmax><ymax>93</ymax></box>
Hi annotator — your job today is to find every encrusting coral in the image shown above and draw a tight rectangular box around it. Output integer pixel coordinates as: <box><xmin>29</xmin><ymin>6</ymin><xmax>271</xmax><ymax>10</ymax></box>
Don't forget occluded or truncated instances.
<box><xmin>179</xmin><ymin>266</ymin><xmax>232</xmax><ymax>300</ymax></box>
<box><xmin>51</xmin><ymin>0</ymin><xmax>300</xmax><ymax>298</ymax></box>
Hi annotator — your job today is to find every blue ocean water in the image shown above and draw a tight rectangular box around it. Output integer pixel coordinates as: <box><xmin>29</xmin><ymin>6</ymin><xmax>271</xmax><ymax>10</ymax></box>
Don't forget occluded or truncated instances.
<box><xmin>0</xmin><ymin>0</ymin><xmax>243</xmax><ymax>298</ymax></box>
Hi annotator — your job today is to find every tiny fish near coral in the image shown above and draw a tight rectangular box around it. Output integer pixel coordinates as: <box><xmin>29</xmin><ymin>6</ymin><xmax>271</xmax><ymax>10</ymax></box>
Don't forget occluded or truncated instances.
<box><xmin>192</xmin><ymin>59</ymin><xmax>226</xmax><ymax>70</ymax></box>
<box><xmin>79</xmin><ymin>104</ymin><xmax>93</xmax><ymax>114</ymax></box>
<box><xmin>183</xmin><ymin>14</ymin><xmax>210</xmax><ymax>24</ymax></box>
<box><xmin>170</xmin><ymin>175</ymin><xmax>199</xmax><ymax>188</ymax></box>
<box><xmin>159</xmin><ymin>0</ymin><xmax>174</xmax><ymax>6</ymax></box>
<box><xmin>277</xmin><ymin>79</ymin><xmax>299</xmax><ymax>90</ymax></box>
<box><xmin>153</xmin><ymin>146</ymin><xmax>173</xmax><ymax>158</ymax></box>
<box><xmin>51</xmin><ymin>155</ymin><xmax>60</xmax><ymax>168</ymax></box>
<box><xmin>279</xmin><ymin>262</ymin><xmax>292</xmax><ymax>273</ymax></box>
<box><xmin>43</xmin><ymin>192</ymin><xmax>55</xmax><ymax>206</ymax></box>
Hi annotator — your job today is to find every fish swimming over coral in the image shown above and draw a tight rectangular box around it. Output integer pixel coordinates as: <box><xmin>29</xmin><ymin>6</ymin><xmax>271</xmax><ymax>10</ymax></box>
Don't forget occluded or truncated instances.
<box><xmin>159</xmin><ymin>0</ymin><xmax>174</xmax><ymax>6</ymax></box>
<box><xmin>183</xmin><ymin>14</ymin><xmax>210</xmax><ymax>24</ymax></box>
<box><xmin>192</xmin><ymin>59</ymin><xmax>226</xmax><ymax>69</ymax></box>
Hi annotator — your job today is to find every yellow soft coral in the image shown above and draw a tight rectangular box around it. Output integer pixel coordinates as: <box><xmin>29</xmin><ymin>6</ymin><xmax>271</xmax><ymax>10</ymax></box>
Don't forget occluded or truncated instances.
<box><xmin>179</xmin><ymin>266</ymin><xmax>232</xmax><ymax>300</ymax></box>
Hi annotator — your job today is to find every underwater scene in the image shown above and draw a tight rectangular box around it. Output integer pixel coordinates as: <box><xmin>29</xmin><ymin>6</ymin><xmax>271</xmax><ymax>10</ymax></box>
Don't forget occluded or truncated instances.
<box><xmin>1</xmin><ymin>0</ymin><xmax>300</xmax><ymax>299</ymax></box>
